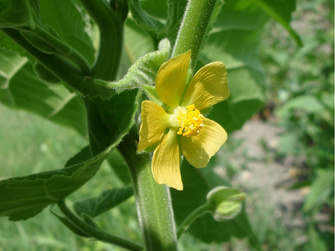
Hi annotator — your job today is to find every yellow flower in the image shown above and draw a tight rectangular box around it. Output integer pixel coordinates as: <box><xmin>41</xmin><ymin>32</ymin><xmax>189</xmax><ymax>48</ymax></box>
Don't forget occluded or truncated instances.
<box><xmin>137</xmin><ymin>50</ymin><xmax>230</xmax><ymax>190</ymax></box>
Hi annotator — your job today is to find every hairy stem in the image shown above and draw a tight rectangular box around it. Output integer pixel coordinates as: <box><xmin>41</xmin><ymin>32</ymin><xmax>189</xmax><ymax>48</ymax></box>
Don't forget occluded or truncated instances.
<box><xmin>172</xmin><ymin>0</ymin><xmax>217</xmax><ymax>69</ymax></box>
<box><xmin>118</xmin><ymin>127</ymin><xmax>178</xmax><ymax>251</ymax></box>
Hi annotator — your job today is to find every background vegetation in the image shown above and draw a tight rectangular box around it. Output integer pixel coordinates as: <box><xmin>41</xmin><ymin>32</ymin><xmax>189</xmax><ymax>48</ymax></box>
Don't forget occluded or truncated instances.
<box><xmin>0</xmin><ymin>0</ymin><xmax>333</xmax><ymax>250</ymax></box>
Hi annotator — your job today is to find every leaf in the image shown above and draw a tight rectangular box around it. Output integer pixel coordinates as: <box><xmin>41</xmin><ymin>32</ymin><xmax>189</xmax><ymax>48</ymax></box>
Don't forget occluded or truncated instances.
<box><xmin>277</xmin><ymin>95</ymin><xmax>326</xmax><ymax>117</ymax></box>
<box><xmin>0</xmin><ymin>0</ymin><xmax>35</xmax><ymax>29</ymax></box>
<box><xmin>171</xmin><ymin>159</ymin><xmax>262</xmax><ymax>250</ymax></box>
<box><xmin>124</xmin><ymin>18</ymin><xmax>155</xmax><ymax>63</ymax></box>
<box><xmin>39</xmin><ymin>0</ymin><xmax>95</xmax><ymax>65</ymax></box>
<box><xmin>0</xmin><ymin>30</ymin><xmax>32</xmax><ymax>58</ymax></box>
<box><xmin>306</xmin><ymin>224</ymin><xmax>328</xmax><ymax>251</ymax></box>
<box><xmin>0</xmin><ymin>145</ymin><xmax>113</xmax><ymax>221</ymax></box>
<box><xmin>252</xmin><ymin>0</ymin><xmax>302</xmax><ymax>46</ymax></box>
<box><xmin>84</xmin><ymin>89</ymin><xmax>140</xmax><ymax>155</ymax></box>
<box><xmin>73</xmin><ymin>186</ymin><xmax>134</xmax><ymax>218</ymax></box>
<box><xmin>303</xmin><ymin>168</ymin><xmax>334</xmax><ymax>213</ymax></box>
<box><xmin>160</xmin><ymin>0</ymin><xmax>188</xmax><ymax>43</ymax></box>
<box><xmin>0</xmin><ymin>80</ymin><xmax>139</xmax><ymax>221</ymax></box>
<box><xmin>198</xmin><ymin>0</ymin><xmax>301</xmax><ymax>133</ymax></box>
<box><xmin>33</xmin><ymin>61</ymin><xmax>60</xmax><ymax>83</ymax></box>
<box><xmin>140</xmin><ymin>0</ymin><xmax>169</xmax><ymax>19</ymax></box>
<box><xmin>212</xmin><ymin>0</ymin><xmax>268</xmax><ymax>31</ymax></box>
<box><xmin>201</xmin><ymin>30</ymin><xmax>266</xmax><ymax>133</ymax></box>
<box><xmin>199</xmin><ymin>6</ymin><xmax>268</xmax><ymax>134</ymax></box>
<box><xmin>65</xmin><ymin>145</ymin><xmax>92</xmax><ymax>168</ymax></box>
<box><xmin>128</xmin><ymin>0</ymin><xmax>164</xmax><ymax>37</ymax></box>
<box><xmin>107</xmin><ymin>149</ymin><xmax>132</xmax><ymax>185</ymax></box>
<box><xmin>95</xmin><ymin>38</ymin><xmax>171</xmax><ymax>90</ymax></box>
<box><xmin>0</xmin><ymin>48</ymin><xmax>87</xmax><ymax>135</ymax></box>
<box><xmin>129</xmin><ymin>0</ymin><xmax>188</xmax><ymax>43</ymax></box>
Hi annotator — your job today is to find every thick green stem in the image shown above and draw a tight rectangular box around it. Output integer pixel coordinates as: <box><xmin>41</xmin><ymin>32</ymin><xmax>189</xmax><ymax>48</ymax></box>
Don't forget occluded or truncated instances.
<box><xmin>172</xmin><ymin>0</ymin><xmax>217</xmax><ymax>69</ymax></box>
<box><xmin>80</xmin><ymin>0</ymin><xmax>124</xmax><ymax>80</ymax></box>
<box><xmin>118</xmin><ymin>127</ymin><xmax>178</xmax><ymax>251</ymax></box>
<box><xmin>177</xmin><ymin>203</ymin><xmax>212</xmax><ymax>238</ymax></box>
<box><xmin>57</xmin><ymin>200</ymin><xmax>143</xmax><ymax>251</ymax></box>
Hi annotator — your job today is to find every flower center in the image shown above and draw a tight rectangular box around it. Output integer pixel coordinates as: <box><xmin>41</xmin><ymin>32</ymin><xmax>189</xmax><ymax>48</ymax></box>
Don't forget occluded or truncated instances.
<box><xmin>175</xmin><ymin>104</ymin><xmax>204</xmax><ymax>137</ymax></box>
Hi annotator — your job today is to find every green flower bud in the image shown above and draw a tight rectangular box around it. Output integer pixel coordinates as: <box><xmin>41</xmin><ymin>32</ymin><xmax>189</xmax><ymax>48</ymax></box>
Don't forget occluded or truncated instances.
<box><xmin>207</xmin><ymin>186</ymin><xmax>245</xmax><ymax>221</ymax></box>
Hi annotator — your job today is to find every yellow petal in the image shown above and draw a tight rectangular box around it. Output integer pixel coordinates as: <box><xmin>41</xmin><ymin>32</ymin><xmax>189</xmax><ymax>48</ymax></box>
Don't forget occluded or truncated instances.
<box><xmin>181</xmin><ymin>118</ymin><xmax>227</xmax><ymax>168</ymax></box>
<box><xmin>156</xmin><ymin>50</ymin><xmax>191</xmax><ymax>109</ymax></box>
<box><xmin>152</xmin><ymin>130</ymin><xmax>183</xmax><ymax>190</ymax></box>
<box><xmin>137</xmin><ymin>100</ymin><xmax>170</xmax><ymax>151</ymax></box>
<box><xmin>182</xmin><ymin>62</ymin><xmax>229</xmax><ymax>110</ymax></box>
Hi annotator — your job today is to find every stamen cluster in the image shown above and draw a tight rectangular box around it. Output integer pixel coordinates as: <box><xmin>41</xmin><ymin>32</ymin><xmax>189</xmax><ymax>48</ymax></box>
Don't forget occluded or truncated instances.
<box><xmin>177</xmin><ymin>104</ymin><xmax>204</xmax><ymax>137</ymax></box>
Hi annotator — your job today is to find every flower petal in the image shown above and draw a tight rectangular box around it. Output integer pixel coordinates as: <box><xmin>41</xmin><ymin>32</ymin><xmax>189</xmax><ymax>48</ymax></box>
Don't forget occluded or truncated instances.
<box><xmin>156</xmin><ymin>50</ymin><xmax>191</xmax><ymax>109</ymax></box>
<box><xmin>137</xmin><ymin>100</ymin><xmax>170</xmax><ymax>151</ymax></box>
<box><xmin>152</xmin><ymin>130</ymin><xmax>183</xmax><ymax>190</ymax></box>
<box><xmin>181</xmin><ymin>118</ymin><xmax>227</xmax><ymax>168</ymax></box>
<box><xmin>182</xmin><ymin>62</ymin><xmax>229</xmax><ymax>110</ymax></box>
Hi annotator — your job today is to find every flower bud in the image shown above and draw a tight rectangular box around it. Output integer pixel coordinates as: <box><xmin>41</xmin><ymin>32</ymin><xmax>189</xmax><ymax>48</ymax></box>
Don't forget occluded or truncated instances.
<box><xmin>207</xmin><ymin>186</ymin><xmax>245</xmax><ymax>221</ymax></box>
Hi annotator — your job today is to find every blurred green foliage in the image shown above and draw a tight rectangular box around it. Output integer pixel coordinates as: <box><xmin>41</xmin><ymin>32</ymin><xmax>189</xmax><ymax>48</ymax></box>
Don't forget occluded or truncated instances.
<box><xmin>261</xmin><ymin>0</ymin><xmax>334</xmax><ymax>250</ymax></box>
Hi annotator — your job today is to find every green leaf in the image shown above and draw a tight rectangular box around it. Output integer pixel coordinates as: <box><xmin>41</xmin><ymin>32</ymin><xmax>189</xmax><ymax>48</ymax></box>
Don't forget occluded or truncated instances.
<box><xmin>95</xmin><ymin>38</ymin><xmax>170</xmax><ymax>90</ymax></box>
<box><xmin>204</xmin><ymin>59</ymin><xmax>265</xmax><ymax>133</ymax></box>
<box><xmin>128</xmin><ymin>0</ymin><xmax>164</xmax><ymax>37</ymax></box>
<box><xmin>213</xmin><ymin>1</ymin><xmax>265</xmax><ymax>31</ymax></box>
<box><xmin>85</xmin><ymin>89</ymin><xmax>140</xmax><ymax>155</ymax></box>
<box><xmin>0</xmin><ymin>30</ymin><xmax>32</xmax><ymax>58</ymax></box>
<box><xmin>0</xmin><ymin>0</ymin><xmax>35</xmax><ymax>29</ymax></box>
<box><xmin>33</xmin><ymin>61</ymin><xmax>60</xmax><ymax>83</ymax></box>
<box><xmin>65</xmin><ymin>145</ymin><xmax>92</xmax><ymax>167</ymax></box>
<box><xmin>124</xmin><ymin>18</ymin><xmax>155</xmax><ymax>63</ymax></box>
<box><xmin>0</xmin><ymin>145</ymin><xmax>113</xmax><ymax>221</ymax></box>
<box><xmin>0</xmin><ymin>82</ymin><xmax>138</xmax><ymax>221</ymax></box>
<box><xmin>39</xmin><ymin>0</ymin><xmax>95</xmax><ymax>65</ymax></box>
<box><xmin>306</xmin><ymin>224</ymin><xmax>328</xmax><ymax>251</ymax></box>
<box><xmin>303</xmin><ymin>168</ymin><xmax>334</xmax><ymax>213</ymax></box>
<box><xmin>252</xmin><ymin>0</ymin><xmax>302</xmax><ymax>46</ymax></box>
<box><xmin>73</xmin><ymin>186</ymin><xmax>134</xmax><ymax>218</ymax></box>
<box><xmin>160</xmin><ymin>0</ymin><xmax>188</xmax><ymax>43</ymax></box>
<box><xmin>0</xmin><ymin>48</ymin><xmax>87</xmax><ymax>135</ymax></box>
<box><xmin>171</xmin><ymin>160</ymin><xmax>262</xmax><ymax>250</ymax></box>
<box><xmin>107</xmin><ymin>149</ymin><xmax>132</xmax><ymax>185</ymax></box>
<box><xmin>199</xmin><ymin>4</ymin><xmax>267</xmax><ymax>133</ymax></box>
<box><xmin>140</xmin><ymin>0</ymin><xmax>169</xmax><ymax>19</ymax></box>
<box><xmin>277</xmin><ymin>95</ymin><xmax>326</xmax><ymax>117</ymax></box>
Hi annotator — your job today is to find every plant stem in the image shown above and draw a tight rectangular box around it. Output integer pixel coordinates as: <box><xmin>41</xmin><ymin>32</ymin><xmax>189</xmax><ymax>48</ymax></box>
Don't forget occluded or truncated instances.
<box><xmin>80</xmin><ymin>0</ymin><xmax>125</xmax><ymax>81</ymax></box>
<box><xmin>57</xmin><ymin>200</ymin><xmax>143</xmax><ymax>251</ymax></box>
<box><xmin>118</xmin><ymin>127</ymin><xmax>178</xmax><ymax>251</ymax></box>
<box><xmin>177</xmin><ymin>203</ymin><xmax>212</xmax><ymax>238</ymax></box>
<box><xmin>172</xmin><ymin>0</ymin><xmax>217</xmax><ymax>69</ymax></box>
